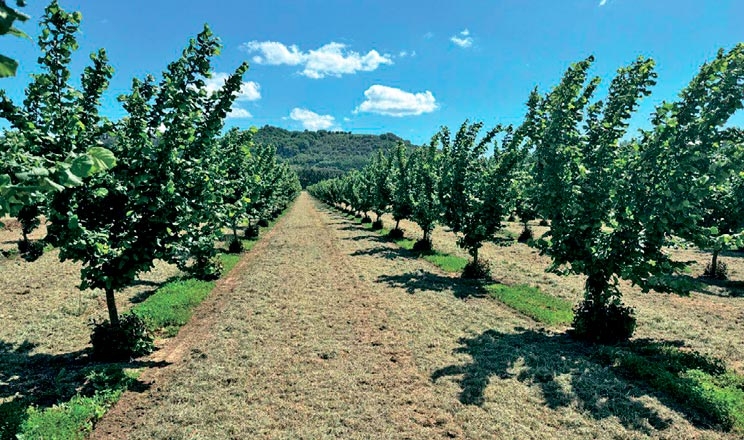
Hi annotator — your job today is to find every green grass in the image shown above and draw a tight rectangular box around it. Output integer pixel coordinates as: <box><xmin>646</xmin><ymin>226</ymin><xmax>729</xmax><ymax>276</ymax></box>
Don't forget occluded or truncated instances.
<box><xmin>133</xmin><ymin>277</ymin><xmax>217</xmax><ymax>337</ymax></box>
<box><xmin>423</xmin><ymin>252</ymin><xmax>468</xmax><ymax>273</ymax></box>
<box><xmin>485</xmin><ymin>283</ymin><xmax>574</xmax><ymax>326</ymax></box>
<box><xmin>15</xmin><ymin>366</ymin><xmax>138</xmax><ymax>440</ymax></box>
<box><xmin>593</xmin><ymin>342</ymin><xmax>744</xmax><ymax>432</ymax></box>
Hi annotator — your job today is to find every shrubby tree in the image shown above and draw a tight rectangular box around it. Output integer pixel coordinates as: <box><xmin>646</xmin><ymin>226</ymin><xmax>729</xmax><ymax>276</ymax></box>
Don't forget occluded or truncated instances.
<box><xmin>528</xmin><ymin>55</ymin><xmax>658</xmax><ymax>342</ymax></box>
<box><xmin>367</xmin><ymin>150</ymin><xmax>393</xmax><ymax>229</ymax></box>
<box><xmin>389</xmin><ymin>142</ymin><xmax>412</xmax><ymax>237</ymax></box>
<box><xmin>439</xmin><ymin>121</ymin><xmax>524</xmax><ymax>277</ymax></box>
<box><xmin>407</xmin><ymin>134</ymin><xmax>443</xmax><ymax>250</ymax></box>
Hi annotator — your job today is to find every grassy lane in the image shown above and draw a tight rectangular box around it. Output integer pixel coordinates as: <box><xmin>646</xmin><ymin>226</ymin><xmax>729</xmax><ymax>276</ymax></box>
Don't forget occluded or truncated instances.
<box><xmin>91</xmin><ymin>193</ymin><xmax>738</xmax><ymax>439</ymax></box>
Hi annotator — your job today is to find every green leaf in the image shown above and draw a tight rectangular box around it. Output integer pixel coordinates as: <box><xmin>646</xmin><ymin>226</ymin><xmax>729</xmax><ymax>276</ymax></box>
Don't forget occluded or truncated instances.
<box><xmin>0</xmin><ymin>54</ymin><xmax>19</xmax><ymax>78</ymax></box>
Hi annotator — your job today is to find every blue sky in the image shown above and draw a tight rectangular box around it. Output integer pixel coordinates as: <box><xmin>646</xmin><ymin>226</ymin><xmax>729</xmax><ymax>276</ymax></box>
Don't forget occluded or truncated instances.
<box><xmin>2</xmin><ymin>0</ymin><xmax>743</xmax><ymax>144</ymax></box>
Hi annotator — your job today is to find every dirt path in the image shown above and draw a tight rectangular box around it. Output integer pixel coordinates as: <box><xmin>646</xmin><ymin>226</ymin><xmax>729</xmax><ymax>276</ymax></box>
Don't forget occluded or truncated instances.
<box><xmin>91</xmin><ymin>193</ymin><xmax>727</xmax><ymax>439</ymax></box>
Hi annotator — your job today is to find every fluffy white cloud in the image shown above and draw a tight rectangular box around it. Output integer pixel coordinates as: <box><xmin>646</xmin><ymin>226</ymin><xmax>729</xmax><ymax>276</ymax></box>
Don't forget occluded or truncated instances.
<box><xmin>354</xmin><ymin>85</ymin><xmax>438</xmax><ymax>117</ymax></box>
<box><xmin>450</xmin><ymin>29</ymin><xmax>473</xmax><ymax>48</ymax></box>
<box><xmin>290</xmin><ymin>108</ymin><xmax>336</xmax><ymax>130</ymax></box>
<box><xmin>398</xmin><ymin>50</ymin><xmax>416</xmax><ymax>58</ymax></box>
<box><xmin>599</xmin><ymin>0</ymin><xmax>608</xmax><ymax>5</ymax></box>
<box><xmin>241</xmin><ymin>41</ymin><xmax>393</xmax><ymax>79</ymax></box>
<box><xmin>227</xmin><ymin>108</ymin><xmax>252</xmax><ymax>119</ymax></box>
<box><xmin>204</xmin><ymin>72</ymin><xmax>261</xmax><ymax>101</ymax></box>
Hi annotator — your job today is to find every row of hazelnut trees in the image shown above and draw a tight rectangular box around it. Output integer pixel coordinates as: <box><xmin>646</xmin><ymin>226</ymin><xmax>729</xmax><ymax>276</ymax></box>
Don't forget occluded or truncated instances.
<box><xmin>0</xmin><ymin>2</ymin><xmax>300</xmax><ymax>333</ymax></box>
<box><xmin>309</xmin><ymin>46</ymin><xmax>744</xmax><ymax>343</ymax></box>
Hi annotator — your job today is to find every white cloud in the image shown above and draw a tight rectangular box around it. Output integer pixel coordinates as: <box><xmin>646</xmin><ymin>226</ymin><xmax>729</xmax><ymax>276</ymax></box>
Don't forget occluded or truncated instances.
<box><xmin>450</xmin><ymin>29</ymin><xmax>473</xmax><ymax>48</ymax></box>
<box><xmin>423</xmin><ymin>32</ymin><xmax>434</xmax><ymax>39</ymax></box>
<box><xmin>290</xmin><ymin>108</ymin><xmax>336</xmax><ymax>130</ymax></box>
<box><xmin>599</xmin><ymin>0</ymin><xmax>608</xmax><ymax>5</ymax></box>
<box><xmin>399</xmin><ymin>50</ymin><xmax>417</xmax><ymax>58</ymax></box>
<box><xmin>343</xmin><ymin>117</ymin><xmax>351</xmax><ymax>122</ymax></box>
<box><xmin>227</xmin><ymin>108</ymin><xmax>252</xmax><ymax>119</ymax></box>
<box><xmin>354</xmin><ymin>85</ymin><xmax>438</xmax><ymax>117</ymax></box>
<box><xmin>204</xmin><ymin>72</ymin><xmax>261</xmax><ymax>101</ymax></box>
<box><xmin>241</xmin><ymin>40</ymin><xmax>393</xmax><ymax>79</ymax></box>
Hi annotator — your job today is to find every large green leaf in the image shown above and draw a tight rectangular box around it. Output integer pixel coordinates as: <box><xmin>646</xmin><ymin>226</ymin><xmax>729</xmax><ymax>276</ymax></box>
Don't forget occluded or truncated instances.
<box><xmin>0</xmin><ymin>54</ymin><xmax>18</xmax><ymax>78</ymax></box>
<box><xmin>70</xmin><ymin>147</ymin><xmax>116</xmax><ymax>178</ymax></box>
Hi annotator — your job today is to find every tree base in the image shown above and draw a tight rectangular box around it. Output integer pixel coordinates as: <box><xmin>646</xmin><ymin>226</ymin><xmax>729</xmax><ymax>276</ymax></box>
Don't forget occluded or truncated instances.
<box><xmin>517</xmin><ymin>226</ymin><xmax>533</xmax><ymax>243</ymax></box>
<box><xmin>388</xmin><ymin>228</ymin><xmax>404</xmax><ymax>239</ymax></box>
<box><xmin>571</xmin><ymin>300</ymin><xmax>636</xmax><ymax>344</ymax></box>
<box><xmin>412</xmin><ymin>238</ymin><xmax>433</xmax><ymax>252</ymax></box>
<box><xmin>18</xmin><ymin>240</ymin><xmax>44</xmax><ymax>262</ymax></box>
<box><xmin>90</xmin><ymin>314</ymin><xmax>154</xmax><ymax>361</ymax></box>
<box><xmin>371</xmin><ymin>219</ymin><xmax>384</xmax><ymax>230</ymax></box>
<box><xmin>462</xmin><ymin>259</ymin><xmax>491</xmax><ymax>279</ymax></box>
<box><xmin>244</xmin><ymin>225</ymin><xmax>259</xmax><ymax>239</ymax></box>
<box><xmin>702</xmin><ymin>260</ymin><xmax>728</xmax><ymax>280</ymax></box>
<box><xmin>228</xmin><ymin>238</ymin><xmax>244</xmax><ymax>254</ymax></box>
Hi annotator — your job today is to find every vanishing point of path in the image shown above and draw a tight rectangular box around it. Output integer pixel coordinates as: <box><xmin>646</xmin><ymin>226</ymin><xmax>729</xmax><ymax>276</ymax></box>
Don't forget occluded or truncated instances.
<box><xmin>91</xmin><ymin>192</ymin><xmax>716</xmax><ymax>440</ymax></box>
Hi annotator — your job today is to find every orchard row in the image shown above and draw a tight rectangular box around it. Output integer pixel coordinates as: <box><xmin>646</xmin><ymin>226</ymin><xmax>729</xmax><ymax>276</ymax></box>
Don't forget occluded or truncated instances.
<box><xmin>310</xmin><ymin>46</ymin><xmax>744</xmax><ymax>343</ymax></box>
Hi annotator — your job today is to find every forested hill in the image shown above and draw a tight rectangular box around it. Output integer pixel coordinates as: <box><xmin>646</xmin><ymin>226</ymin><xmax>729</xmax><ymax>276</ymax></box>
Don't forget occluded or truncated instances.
<box><xmin>253</xmin><ymin>126</ymin><xmax>415</xmax><ymax>187</ymax></box>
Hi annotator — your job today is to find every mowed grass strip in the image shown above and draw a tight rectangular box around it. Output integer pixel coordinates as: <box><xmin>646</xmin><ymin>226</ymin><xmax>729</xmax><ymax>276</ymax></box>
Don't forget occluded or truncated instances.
<box><xmin>486</xmin><ymin>283</ymin><xmax>573</xmax><ymax>326</ymax></box>
<box><xmin>132</xmin><ymin>253</ymin><xmax>240</xmax><ymax>337</ymax></box>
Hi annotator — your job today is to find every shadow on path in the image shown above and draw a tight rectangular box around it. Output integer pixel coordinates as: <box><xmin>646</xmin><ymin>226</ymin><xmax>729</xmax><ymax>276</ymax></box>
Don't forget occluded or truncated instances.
<box><xmin>432</xmin><ymin>328</ymin><xmax>672</xmax><ymax>435</ymax></box>
<box><xmin>377</xmin><ymin>271</ymin><xmax>486</xmax><ymax>299</ymax></box>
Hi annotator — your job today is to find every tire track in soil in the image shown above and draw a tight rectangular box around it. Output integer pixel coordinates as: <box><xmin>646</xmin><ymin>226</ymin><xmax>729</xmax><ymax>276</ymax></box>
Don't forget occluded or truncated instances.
<box><xmin>91</xmin><ymin>193</ymin><xmax>461</xmax><ymax>439</ymax></box>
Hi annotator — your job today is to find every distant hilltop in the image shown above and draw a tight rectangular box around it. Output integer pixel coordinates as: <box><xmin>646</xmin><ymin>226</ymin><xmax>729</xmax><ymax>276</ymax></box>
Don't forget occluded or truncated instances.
<box><xmin>253</xmin><ymin>126</ymin><xmax>415</xmax><ymax>187</ymax></box>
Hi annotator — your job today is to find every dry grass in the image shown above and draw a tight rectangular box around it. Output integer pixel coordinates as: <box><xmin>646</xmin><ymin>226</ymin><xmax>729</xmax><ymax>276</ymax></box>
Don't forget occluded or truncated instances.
<box><xmin>377</xmin><ymin>214</ymin><xmax>744</xmax><ymax>374</ymax></box>
<box><xmin>89</xmin><ymin>194</ymin><xmax>739</xmax><ymax>439</ymax></box>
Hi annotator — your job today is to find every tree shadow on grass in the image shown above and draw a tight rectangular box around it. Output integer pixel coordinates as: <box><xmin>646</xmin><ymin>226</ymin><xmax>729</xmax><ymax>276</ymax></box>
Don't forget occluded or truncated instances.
<box><xmin>129</xmin><ymin>275</ymin><xmax>183</xmax><ymax>304</ymax></box>
<box><xmin>658</xmin><ymin>274</ymin><xmax>744</xmax><ymax>297</ymax></box>
<box><xmin>377</xmin><ymin>271</ymin><xmax>486</xmax><ymax>299</ymax></box>
<box><xmin>0</xmin><ymin>340</ymin><xmax>166</xmax><ymax>439</ymax></box>
<box><xmin>432</xmin><ymin>328</ymin><xmax>672</xmax><ymax>435</ymax></box>
<box><xmin>351</xmin><ymin>246</ymin><xmax>405</xmax><ymax>261</ymax></box>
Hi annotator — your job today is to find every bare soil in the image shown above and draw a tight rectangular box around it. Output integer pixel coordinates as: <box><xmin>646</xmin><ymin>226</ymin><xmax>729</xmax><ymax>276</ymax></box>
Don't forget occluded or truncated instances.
<box><xmin>90</xmin><ymin>193</ymin><xmax>734</xmax><ymax>439</ymax></box>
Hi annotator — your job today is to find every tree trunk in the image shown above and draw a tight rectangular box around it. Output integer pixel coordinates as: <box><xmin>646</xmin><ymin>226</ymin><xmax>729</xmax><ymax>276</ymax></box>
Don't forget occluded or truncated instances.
<box><xmin>711</xmin><ymin>250</ymin><xmax>719</xmax><ymax>278</ymax></box>
<box><xmin>376</xmin><ymin>213</ymin><xmax>382</xmax><ymax>223</ymax></box>
<box><xmin>105</xmin><ymin>287</ymin><xmax>120</xmax><ymax>328</ymax></box>
<box><xmin>395</xmin><ymin>219</ymin><xmax>400</xmax><ymax>231</ymax></box>
<box><xmin>473</xmin><ymin>246</ymin><xmax>479</xmax><ymax>264</ymax></box>
<box><xmin>232</xmin><ymin>222</ymin><xmax>238</xmax><ymax>243</ymax></box>
<box><xmin>585</xmin><ymin>272</ymin><xmax>610</xmax><ymax>306</ymax></box>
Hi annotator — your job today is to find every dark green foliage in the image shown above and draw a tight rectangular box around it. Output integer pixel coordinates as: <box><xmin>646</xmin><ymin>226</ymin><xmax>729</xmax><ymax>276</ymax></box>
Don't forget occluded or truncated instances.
<box><xmin>538</xmin><ymin>219</ymin><xmax>549</xmax><ymax>226</ymax></box>
<box><xmin>371</xmin><ymin>219</ymin><xmax>384</xmax><ymax>230</ymax></box>
<box><xmin>361</xmin><ymin>216</ymin><xmax>372</xmax><ymax>224</ymax></box>
<box><xmin>258</xmin><ymin>218</ymin><xmax>269</xmax><ymax>227</ymax></box>
<box><xmin>89</xmin><ymin>314</ymin><xmax>154</xmax><ymax>361</ymax></box>
<box><xmin>571</xmin><ymin>300</ymin><xmax>636</xmax><ymax>344</ymax></box>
